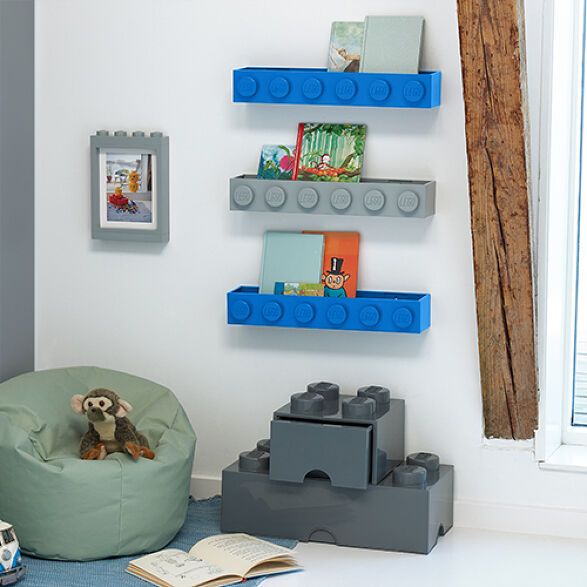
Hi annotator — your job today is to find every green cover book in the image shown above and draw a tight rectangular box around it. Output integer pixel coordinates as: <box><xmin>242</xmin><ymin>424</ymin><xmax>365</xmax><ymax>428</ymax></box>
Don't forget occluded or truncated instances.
<box><xmin>293</xmin><ymin>123</ymin><xmax>366</xmax><ymax>183</ymax></box>
<box><xmin>360</xmin><ymin>16</ymin><xmax>424</xmax><ymax>74</ymax></box>
<box><xmin>259</xmin><ymin>232</ymin><xmax>324</xmax><ymax>295</ymax></box>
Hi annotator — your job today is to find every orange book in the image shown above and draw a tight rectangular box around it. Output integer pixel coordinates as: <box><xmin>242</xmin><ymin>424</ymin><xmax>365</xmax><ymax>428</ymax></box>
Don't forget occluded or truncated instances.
<box><xmin>303</xmin><ymin>231</ymin><xmax>360</xmax><ymax>298</ymax></box>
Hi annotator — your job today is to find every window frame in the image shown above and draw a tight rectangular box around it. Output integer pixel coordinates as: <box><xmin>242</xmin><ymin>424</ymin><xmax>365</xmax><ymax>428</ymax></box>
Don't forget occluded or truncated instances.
<box><xmin>536</xmin><ymin>0</ymin><xmax>586</xmax><ymax>460</ymax></box>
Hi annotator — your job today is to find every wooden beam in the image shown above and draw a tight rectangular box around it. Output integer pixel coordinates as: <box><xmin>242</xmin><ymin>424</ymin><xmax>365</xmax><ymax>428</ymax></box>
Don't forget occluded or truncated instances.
<box><xmin>457</xmin><ymin>0</ymin><xmax>538</xmax><ymax>439</ymax></box>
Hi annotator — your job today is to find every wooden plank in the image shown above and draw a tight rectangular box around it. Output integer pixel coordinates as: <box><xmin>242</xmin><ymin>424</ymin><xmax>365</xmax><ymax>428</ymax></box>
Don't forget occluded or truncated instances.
<box><xmin>457</xmin><ymin>0</ymin><xmax>538</xmax><ymax>439</ymax></box>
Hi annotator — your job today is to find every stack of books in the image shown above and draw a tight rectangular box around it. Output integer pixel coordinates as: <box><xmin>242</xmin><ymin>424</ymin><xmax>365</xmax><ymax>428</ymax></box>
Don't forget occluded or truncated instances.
<box><xmin>260</xmin><ymin>231</ymin><xmax>360</xmax><ymax>299</ymax></box>
<box><xmin>258</xmin><ymin>122</ymin><xmax>367</xmax><ymax>183</ymax></box>
<box><xmin>328</xmin><ymin>16</ymin><xmax>425</xmax><ymax>75</ymax></box>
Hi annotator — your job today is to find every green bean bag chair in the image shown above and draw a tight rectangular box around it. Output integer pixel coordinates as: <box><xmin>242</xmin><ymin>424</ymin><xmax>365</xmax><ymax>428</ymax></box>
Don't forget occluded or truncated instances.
<box><xmin>0</xmin><ymin>366</ymin><xmax>196</xmax><ymax>561</ymax></box>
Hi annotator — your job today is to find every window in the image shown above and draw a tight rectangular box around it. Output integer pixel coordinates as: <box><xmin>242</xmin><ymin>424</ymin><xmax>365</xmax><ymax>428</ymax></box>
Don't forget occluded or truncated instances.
<box><xmin>1</xmin><ymin>529</ymin><xmax>14</xmax><ymax>545</ymax></box>
<box><xmin>571</xmin><ymin>5</ymin><xmax>587</xmax><ymax>430</ymax></box>
<box><xmin>536</xmin><ymin>0</ymin><xmax>587</xmax><ymax>461</ymax></box>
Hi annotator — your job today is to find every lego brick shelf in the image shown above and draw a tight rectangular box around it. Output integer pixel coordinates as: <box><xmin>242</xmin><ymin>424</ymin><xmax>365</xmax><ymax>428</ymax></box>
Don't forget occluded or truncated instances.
<box><xmin>233</xmin><ymin>67</ymin><xmax>442</xmax><ymax>108</ymax></box>
<box><xmin>230</xmin><ymin>175</ymin><xmax>436</xmax><ymax>218</ymax></box>
<box><xmin>227</xmin><ymin>286</ymin><xmax>431</xmax><ymax>333</ymax></box>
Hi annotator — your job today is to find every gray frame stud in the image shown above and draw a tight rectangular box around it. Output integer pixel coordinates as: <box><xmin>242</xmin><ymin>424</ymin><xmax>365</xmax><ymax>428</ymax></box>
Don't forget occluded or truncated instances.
<box><xmin>90</xmin><ymin>130</ymin><xmax>169</xmax><ymax>242</ymax></box>
<box><xmin>230</xmin><ymin>175</ymin><xmax>435</xmax><ymax>218</ymax></box>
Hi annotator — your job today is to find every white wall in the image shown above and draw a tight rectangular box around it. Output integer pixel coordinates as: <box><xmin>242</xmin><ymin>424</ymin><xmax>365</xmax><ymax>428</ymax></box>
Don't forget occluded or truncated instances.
<box><xmin>35</xmin><ymin>0</ymin><xmax>587</xmax><ymax>537</ymax></box>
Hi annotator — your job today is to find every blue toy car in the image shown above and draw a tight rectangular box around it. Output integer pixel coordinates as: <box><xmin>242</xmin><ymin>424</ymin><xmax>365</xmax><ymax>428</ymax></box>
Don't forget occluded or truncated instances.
<box><xmin>0</xmin><ymin>521</ymin><xmax>25</xmax><ymax>585</ymax></box>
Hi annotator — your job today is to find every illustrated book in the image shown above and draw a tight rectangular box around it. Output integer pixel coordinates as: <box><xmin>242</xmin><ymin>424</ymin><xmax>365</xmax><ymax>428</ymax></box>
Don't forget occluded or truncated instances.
<box><xmin>259</xmin><ymin>231</ymin><xmax>324</xmax><ymax>294</ymax></box>
<box><xmin>257</xmin><ymin>144</ymin><xmax>296</xmax><ymax>180</ymax></box>
<box><xmin>360</xmin><ymin>16</ymin><xmax>424</xmax><ymax>74</ymax></box>
<box><xmin>304</xmin><ymin>231</ymin><xmax>360</xmax><ymax>298</ymax></box>
<box><xmin>327</xmin><ymin>21</ymin><xmax>365</xmax><ymax>72</ymax></box>
<box><xmin>274</xmin><ymin>282</ymin><xmax>324</xmax><ymax>296</ymax></box>
<box><xmin>292</xmin><ymin>123</ymin><xmax>366</xmax><ymax>183</ymax></box>
<box><xmin>127</xmin><ymin>533</ymin><xmax>300</xmax><ymax>587</ymax></box>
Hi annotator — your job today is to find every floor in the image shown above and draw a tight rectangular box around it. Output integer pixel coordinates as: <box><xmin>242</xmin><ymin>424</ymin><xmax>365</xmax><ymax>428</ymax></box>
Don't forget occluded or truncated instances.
<box><xmin>269</xmin><ymin>527</ymin><xmax>587</xmax><ymax>587</ymax></box>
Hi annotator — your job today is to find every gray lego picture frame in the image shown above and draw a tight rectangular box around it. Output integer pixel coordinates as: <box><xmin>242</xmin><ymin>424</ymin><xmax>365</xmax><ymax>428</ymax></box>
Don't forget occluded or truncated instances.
<box><xmin>90</xmin><ymin>130</ymin><xmax>169</xmax><ymax>242</ymax></box>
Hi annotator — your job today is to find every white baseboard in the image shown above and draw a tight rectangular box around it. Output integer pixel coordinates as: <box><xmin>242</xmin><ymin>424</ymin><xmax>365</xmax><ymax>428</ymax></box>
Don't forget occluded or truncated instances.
<box><xmin>191</xmin><ymin>474</ymin><xmax>221</xmax><ymax>499</ymax></box>
<box><xmin>455</xmin><ymin>499</ymin><xmax>587</xmax><ymax>540</ymax></box>
<box><xmin>191</xmin><ymin>473</ymin><xmax>587</xmax><ymax>541</ymax></box>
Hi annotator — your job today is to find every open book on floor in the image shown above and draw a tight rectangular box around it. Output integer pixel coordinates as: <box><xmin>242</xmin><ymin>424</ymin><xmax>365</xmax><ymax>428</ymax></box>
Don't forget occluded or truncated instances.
<box><xmin>127</xmin><ymin>533</ymin><xmax>301</xmax><ymax>587</ymax></box>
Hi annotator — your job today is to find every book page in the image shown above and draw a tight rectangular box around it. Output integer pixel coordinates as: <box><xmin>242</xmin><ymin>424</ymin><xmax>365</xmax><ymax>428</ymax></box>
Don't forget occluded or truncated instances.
<box><xmin>128</xmin><ymin>549</ymin><xmax>238</xmax><ymax>587</ymax></box>
<box><xmin>189</xmin><ymin>534</ymin><xmax>296</xmax><ymax>578</ymax></box>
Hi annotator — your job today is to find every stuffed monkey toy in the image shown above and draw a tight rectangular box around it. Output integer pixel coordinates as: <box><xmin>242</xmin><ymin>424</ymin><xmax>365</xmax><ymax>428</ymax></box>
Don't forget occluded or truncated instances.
<box><xmin>71</xmin><ymin>388</ymin><xmax>155</xmax><ymax>461</ymax></box>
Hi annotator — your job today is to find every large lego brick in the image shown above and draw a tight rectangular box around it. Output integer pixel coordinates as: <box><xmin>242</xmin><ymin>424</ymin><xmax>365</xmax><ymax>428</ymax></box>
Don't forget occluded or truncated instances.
<box><xmin>227</xmin><ymin>287</ymin><xmax>431</xmax><ymax>334</ymax></box>
<box><xmin>233</xmin><ymin>67</ymin><xmax>442</xmax><ymax>109</ymax></box>
<box><xmin>270</xmin><ymin>420</ymin><xmax>372</xmax><ymax>490</ymax></box>
<box><xmin>221</xmin><ymin>462</ymin><xmax>454</xmax><ymax>554</ymax></box>
<box><xmin>230</xmin><ymin>175</ymin><xmax>436</xmax><ymax>218</ymax></box>
<box><xmin>273</xmin><ymin>391</ymin><xmax>404</xmax><ymax>486</ymax></box>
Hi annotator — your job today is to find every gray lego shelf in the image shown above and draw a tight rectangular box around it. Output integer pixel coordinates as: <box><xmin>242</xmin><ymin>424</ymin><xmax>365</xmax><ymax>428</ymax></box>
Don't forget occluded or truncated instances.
<box><xmin>230</xmin><ymin>175</ymin><xmax>436</xmax><ymax>218</ymax></box>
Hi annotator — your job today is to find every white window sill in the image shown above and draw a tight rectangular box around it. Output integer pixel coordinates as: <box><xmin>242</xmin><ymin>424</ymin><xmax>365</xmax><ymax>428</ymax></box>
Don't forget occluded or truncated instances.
<box><xmin>539</xmin><ymin>444</ymin><xmax>587</xmax><ymax>472</ymax></box>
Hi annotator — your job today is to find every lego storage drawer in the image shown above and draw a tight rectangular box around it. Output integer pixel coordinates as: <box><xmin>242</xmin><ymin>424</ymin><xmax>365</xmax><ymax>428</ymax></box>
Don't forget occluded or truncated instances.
<box><xmin>227</xmin><ymin>287</ymin><xmax>431</xmax><ymax>334</ymax></box>
<box><xmin>233</xmin><ymin>67</ymin><xmax>442</xmax><ymax>109</ymax></box>
<box><xmin>230</xmin><ymin>175</ymin><xmax>435</xmax><ymax>218</ymax></box>
<box><xmin>269</xmin><ymin>419</ymin><xmax>372</xmax><ymax>490</ymax></box>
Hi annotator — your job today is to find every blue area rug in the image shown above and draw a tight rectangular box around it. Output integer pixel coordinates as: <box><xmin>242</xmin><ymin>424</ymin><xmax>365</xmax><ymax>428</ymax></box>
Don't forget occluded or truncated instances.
<box><xmin>21</xmin><ymin>497</ymin><xmax>296</xmax><ymax>586</ymax></box>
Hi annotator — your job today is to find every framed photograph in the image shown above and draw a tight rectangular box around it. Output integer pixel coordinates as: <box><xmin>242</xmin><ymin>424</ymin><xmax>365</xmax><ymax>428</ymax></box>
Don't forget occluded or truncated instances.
<box><xmin>91</xmin><ymin>131</ymin><xmax>169</xmax><ymax>242</ymax></box>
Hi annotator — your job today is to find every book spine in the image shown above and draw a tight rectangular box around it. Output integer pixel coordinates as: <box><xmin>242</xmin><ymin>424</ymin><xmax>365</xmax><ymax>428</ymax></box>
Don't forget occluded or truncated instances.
<box><xmin>359</xmin><ymin>17</ymin><xmax>370</xmax><ymax>72</ymax></box>
<box><xmin>292</xmin><ymin>123</ymin><xmax>305</xmax><ymax>181</ymax></box>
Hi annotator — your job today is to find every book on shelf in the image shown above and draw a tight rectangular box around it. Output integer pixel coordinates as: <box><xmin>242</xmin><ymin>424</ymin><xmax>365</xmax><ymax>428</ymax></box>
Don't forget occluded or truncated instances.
<box><xmin>327</xmin><ymin>21</ymin><xmax>365</xmax><ymax>72</ymax></box>
<box><xmin>292</xmin><ymin>123</ymin><xmax>366</xmax><ymax>183</ymax></box>
<box><xmin>259</xmin><ymin>231</ymin><xmax>324</xmax><ymax>294</ymax></box>
<box><xmin>257</xmin><ymin>144</ymin><xmax>296</xmax><ymax>180</ymax></box>
<box><xmin>360</xmin><ymin>16</ymin><xmax>424</xmax><ymax>74</ymax></box>
<box><xmin>304</xmin><ymin>231</ymin><xmax>360</xmax><ymax>298</ymax></box>
<box><xmin>274</xmin><ymin>282</ymin><xmax>324</xmax><ymax>296</ymax></box>
<box><xmin>126</xmin><ymin>533</ymin><xmax>300</xmax><ymax>587</ymax></box>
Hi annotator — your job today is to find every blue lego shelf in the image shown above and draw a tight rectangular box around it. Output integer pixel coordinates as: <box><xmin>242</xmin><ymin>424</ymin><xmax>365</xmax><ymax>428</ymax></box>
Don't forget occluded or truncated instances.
<box><xmin>227</xmin><ymin>286</ymin><xmax>431</xmax><ymax>333</ymax></box>
<box><xmin>233</xmin><ymin>67</ymin><xmax>442</xmax><ymax>109</ymax></box>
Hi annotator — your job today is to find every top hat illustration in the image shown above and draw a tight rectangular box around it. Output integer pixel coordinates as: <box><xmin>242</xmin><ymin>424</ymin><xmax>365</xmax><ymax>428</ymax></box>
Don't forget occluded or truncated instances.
<box><xmin>328</xmin><ymin>257</ymin><xmax>345</xmax><ymax>275</ymax></box>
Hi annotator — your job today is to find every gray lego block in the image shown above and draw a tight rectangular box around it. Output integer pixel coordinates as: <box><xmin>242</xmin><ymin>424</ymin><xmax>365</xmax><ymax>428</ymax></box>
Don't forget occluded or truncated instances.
<box><xmin>90</xmin><ymin>130</ymin><xmax>169</xmax><ymax>242</ymax></box>
<box><xmin>270</xmin><ymin>419</ymin><xmax>372</xmax><ymax>490</ymax></box>
<box><xmin>230</xmin><ymin>175</ymin><xmax>435</xmax><ymax>218</ymax></box>
<box><xmin>273</xmin><ymin>385</ymin><xmax>404</xmax><ymax>485</ymax></box>
<box><xmin>221</xmin><ymin>459</ymin><xmax>454</xmax><ymax>554</ymax></box>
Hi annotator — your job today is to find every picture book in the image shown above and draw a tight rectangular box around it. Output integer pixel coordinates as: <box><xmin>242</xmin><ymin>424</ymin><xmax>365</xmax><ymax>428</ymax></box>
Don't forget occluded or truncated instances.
<box><xmin>274</xmin><ymin>282</ymin><xmax>324</xmax><ymax>296</ymax></box>
<box><xmin>327</xmin><ymin>21</ymin><xmax>365</xmax><ymax>72</ymax></box>
<box><xmin>304</xmin><ymin>231</ymin><xmax>360</xmax><ymax>298</ymax></box>
<box><xmin>293</xmin><ymin>123</ymin><xmax>366</xmax><ymax>183</ymax></box>
<box><xmin>259</xmin><ymin>232</ymin><xmax>324</xmax><ymax>294</ymax></box>
<box><xmin>257</xmin><ymin>144</ymin><xmax>296</xmax><ymax>180</ymax></box>
<box><xmin>360</xmin><ymin>16</ymin><xmax>424</xmax><ymax>74</ymax></box>
<box><xmin>127</xmin><ymin>533</ymin><xmax>300</xmax><ymax>587</ymax></box>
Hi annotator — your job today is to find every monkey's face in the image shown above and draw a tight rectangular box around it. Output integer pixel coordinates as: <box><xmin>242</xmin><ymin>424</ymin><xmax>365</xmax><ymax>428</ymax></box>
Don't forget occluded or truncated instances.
<box><xmin>83</xmin><ymin>395</ymin><xmax>116</xmax><ymax>423</ymax></box>
<box><xmin>70</xmin><ymin>389</ymin><xmax>133</xmax><ymax>422</ymax></box>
